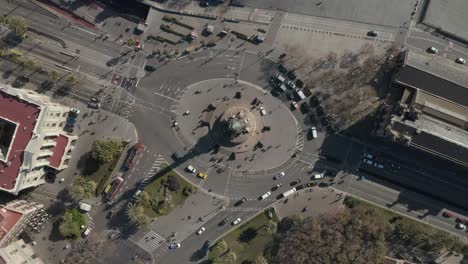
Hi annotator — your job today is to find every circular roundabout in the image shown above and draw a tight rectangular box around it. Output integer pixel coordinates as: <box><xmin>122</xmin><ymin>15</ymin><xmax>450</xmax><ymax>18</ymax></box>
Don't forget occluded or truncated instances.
<box><xmin>175</xmin><ymin>78</ymin><xmax>299</xmax><ymax>172</ymax></box>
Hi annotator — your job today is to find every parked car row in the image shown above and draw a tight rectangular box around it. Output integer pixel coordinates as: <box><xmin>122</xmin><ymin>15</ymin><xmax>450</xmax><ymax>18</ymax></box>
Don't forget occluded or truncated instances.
<box><xmin>442</xmin><ymin>211</ymin><xmax>468</xmax><ymax>230</ymax></box>
<box><xmin>426</xmin><ymin>47</ymin><xmax>466</xmax><ymax>64</ymax></box>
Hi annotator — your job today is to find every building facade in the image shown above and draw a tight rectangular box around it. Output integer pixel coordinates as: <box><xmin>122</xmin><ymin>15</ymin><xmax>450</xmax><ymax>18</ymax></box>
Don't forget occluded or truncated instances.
<box><xmin>0</xmin><ymin>239</ymin><xmax>44</xmax><ymax>264</ymax></box>
<box><xmin>0</xmin><ymin>200</ymin><xmax>43</xmax><ymax>248</ymax></box>
<box><xmin>0</xmin><ymin>86</ymin><xmax>78</xmax><ymax>194</ymax></box>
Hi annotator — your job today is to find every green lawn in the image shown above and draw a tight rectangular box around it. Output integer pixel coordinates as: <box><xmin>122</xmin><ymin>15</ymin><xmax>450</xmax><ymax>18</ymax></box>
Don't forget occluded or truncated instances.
<box><xmin>141</xmin><ymin>164</ymin><xmax>196</xmax><ymax>218</ymax></box>
<box><xmin>210</xmin><ymin>208</ymin><xmax>279</xmax><ymax>264</ymax></box>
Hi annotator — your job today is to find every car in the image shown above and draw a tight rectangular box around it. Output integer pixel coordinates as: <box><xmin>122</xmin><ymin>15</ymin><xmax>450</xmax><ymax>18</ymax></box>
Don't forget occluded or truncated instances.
<box><xmin>442</xmin><ymin>211</ymin><xmax>453</xmax><ymax>218</ymax></box>
<box><xmin>199</xmin><ymin>1</ymin><xmax>209</xmax><ymax>7</ymax></box>
<box><xmin>455</xmin><ymin>58</ymin><xmax>466</xmax><ymax>64</ymax></box>
<box><xmin>279</xmin><ymin>53</ymin><xmax>287</xmax><ymax>59</ymax></box>
<box><xmin>313</xmin><ymin>173</ymin><xmax>324</xmax><ymax>179</ymax></box>
<box><xmin>456</xmin><ymin>223</ymin><xmax>467</xmax><ymax>230</ymax></box>
<box><xmin>272</xmin><ymin>183</ymin><xmax>282</xmax><ymax>191</ymax></box>
<box><xmin>82</xmin><ymin>227</ymin><xmax>91</xmax><ymax>238</ymax></box>
<box><xmin>367</xmin><ymin>31</ymin><xmax>378</xmax><ymax>37</ymax></box>
<box><xmin>203</xmin><ymin>240</ymin><xmax>212</xmax><ymax>250</ymax></box>
<box><xmin>291</xmin><ymin>101</ymin><xmax>299</xmax><ymax>110</ymax></box>
<box><xmin>232</xmin><ymin>218</ymin><xmax>242</xmax><ymax>225</ymax></box>
<box><xmin>286</xmin><ymin>80</ymin><xmax>296</xmax><ymax>89</ymax></box>
<box><xmin>456</xmin><ymin>218</ymin><xmax>467</xmax><ymax>224</ymax></box>
<box><xmin>310</xmin><ymin>127</ymin><xmax>317</xmax><ymax>139</ymax></box>
<box><xmin>296</xmin><ymin>184</ymin><xmax>307</xmax><ymax>190</ymax></box>
<box><xmin>219</xmin><ymin>217</ymin><xmax>231</xmax><ymax>226</ymax></box>
<box><xmin>274</xmin><ymin>171</ymin><xmax>285</xmax><ymax>180</ymax></box>
<box><xmin>186</xmin><ymin>165</ymin><xmax>197</xmax><ymax>173</ymax></box>
<box><xmin>306</xmin><ymin>182</ymin><xmax>317</xmax><ymax>187</ymax></box>
<box><xmin>363</xmin><ymin>153</ymin><xmax>373</xmax><ymax>159</ymax></box>
<box><xmin>197</xmin><ymin>172</ymin><xmax>207</xmax><ymax>179</ymax></box>
<box><xmin>363</xmin><ymin>159</ymin><xmax>373</xmax><ymax>165</ymax></box>
<box><xmin>197</xmin><ymin>227</ymin><xmax>206</xmax><ymax>235</ymax></box>
<box><xmin>259</xmin><ymin>106</ymin><xmax>267</xmax><ymax>116</ymax></box>
<box><xmin>275</xmin><ymin>73</ymin><xmax>286</xmax><ymax>83</ymax></box>
<box><xmin>291</xmin><ymin>179</ymin><xmax>301</xmax><ymax>186</ymax></box>
<box><xmin>278</xmin><ymin>64</ymin><xmax>288</xmax><ymax>73</ymax></box>
<box><xmin>169</xmin><ymin>243</ymin><xmax>181</xmax><ymax>249</ymax></box>
<box><xmin>133</xmin><ymin>189</ymin><xmax>142</xmax><ymax>198</ymax></box>
<box><xmin>427</xmin><ymin>47</ymin><xmax>438</xmax><ymax>54</ymax></box>
<box><xmin>234</xmin><ymin>198</ymin><xmax>246</xmax><ymax>207</ymax></box>
<box><xmin>285</xmin><ymin>90</ymin><xmax>294</xmax><ymax>100</ymax></box>
<box><xmin>144</xmin><ymin>65</ymin><xmax>156</xmax><ymax>72</ymax></box>
<box><xmin>260</xmin><ymin>191</ymin><xmax>272</xmax><ymax>200</ymax></box>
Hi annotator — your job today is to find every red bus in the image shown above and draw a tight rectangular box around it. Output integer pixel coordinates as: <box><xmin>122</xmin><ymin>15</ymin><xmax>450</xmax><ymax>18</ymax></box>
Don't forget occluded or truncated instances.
<box><xmin>123</xmin><ymin>143</ymin><xmax>143</xmax><ymax>170</ymax></box>
<box><xmin>106</xmin><ymin>177</ymin><xmax>124</xmax><ymax>202</ymax></box>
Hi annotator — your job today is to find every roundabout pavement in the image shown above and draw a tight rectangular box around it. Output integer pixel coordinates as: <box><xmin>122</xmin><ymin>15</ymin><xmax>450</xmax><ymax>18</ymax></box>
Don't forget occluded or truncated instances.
<box><xmin>175</xmin><ymin>78</ymin><xmax>298</xmax><ymax>173</ymax></box>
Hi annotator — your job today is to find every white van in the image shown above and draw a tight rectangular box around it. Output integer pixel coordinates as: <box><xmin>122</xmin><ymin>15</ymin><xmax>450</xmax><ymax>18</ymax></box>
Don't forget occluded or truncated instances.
<box><xmin>275</xmin><ymin>73</ymin><xmax>286</xmax><ymax>83</ymax></box>
<box><xmin>281</xmin><ymin>188</ymin><xmax>296</xmax><ymax>198</ymax></box>
<box><xmin>260</xmin><ymin>191</ymin><xmax>271</xmax><ymax>200</ymax></box>
<box><xmin>311</xmin><ymin>127</ymin><xmax>317</xmax><ymax>139</ymax></box>
<box><xmin>78</xmin><ymin>202</ymin><xmax>92</xmax><ymax>212</ymax></box>
<box><xmin>294</xmin><ymin>89</ymin><xmax>306</xmax><ymax>101</ymax></box>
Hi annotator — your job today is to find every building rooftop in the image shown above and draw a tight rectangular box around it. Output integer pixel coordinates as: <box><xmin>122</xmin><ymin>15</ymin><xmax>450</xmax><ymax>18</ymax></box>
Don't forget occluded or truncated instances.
<box><xmin>0</xmin><ymin>208</ymin><xmax>22</xmax><ymax>242</ymax></box>
<box><xmin>395</xmin><ymin>51</ymin><xmax>468</xmax><ymax>108</ymax></box>
<box><xmin>0</xmin><ymin>90</ymin><xmax>40</xmax><ymax>190</ymax></box>
<box><xmin>422</xmin><ymin>0</ymin><xmax>468</xmax><ymax>43</ymax></box>
<box><xmin>47</xmin><ymin>135</ymin><xmax>68</xmax><ymax>169</ymax></box>
<box><xmin>390</xmin><ymin>115</ymin><xmax>468</xmax><ymax>166</ymax></box>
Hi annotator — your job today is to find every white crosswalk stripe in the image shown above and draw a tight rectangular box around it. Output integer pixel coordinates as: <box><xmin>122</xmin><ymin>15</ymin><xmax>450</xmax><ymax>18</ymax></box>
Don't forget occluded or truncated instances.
<box><xmin>296</xmin><ymin>126</ymin><xmax>305</xmax><ymax>151</ymax></box>
<box><xmin>140</xmin><ymin>155</ymin><xmax>166</xmax><ymax>187</ymax></box>
<box><xmin>134</xmin><ymin>230</ymin><xmax>166</xmax><ymax>253</ymax></box>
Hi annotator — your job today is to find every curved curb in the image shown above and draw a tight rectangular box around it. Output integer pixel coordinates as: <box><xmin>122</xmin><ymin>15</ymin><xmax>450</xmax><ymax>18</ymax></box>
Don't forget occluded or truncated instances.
<box><xmin>27</xmin><ymin>28</ymin><xmax>68</xmax><ymax>48</ymax></box>
<box><xmin>172</xmin><ymin>77</ymin><xmax>300</xmax><ymax>177</ymax></box>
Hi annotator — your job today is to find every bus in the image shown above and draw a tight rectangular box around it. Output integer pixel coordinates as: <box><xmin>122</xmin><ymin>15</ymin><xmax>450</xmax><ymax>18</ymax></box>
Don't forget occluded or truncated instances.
<box><xmin>123</xmin><ymin>143</ymin><xmax>143</xmax><ymax>170</ymax></box>
<box><xmin>105</xmin><ymin>177</ymin><xmax>124</xmax><ymax>202</ymax></box>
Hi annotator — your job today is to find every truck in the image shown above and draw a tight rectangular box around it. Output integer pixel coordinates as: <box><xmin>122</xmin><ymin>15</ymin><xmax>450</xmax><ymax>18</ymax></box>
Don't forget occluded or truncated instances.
<box><xmin>78</xmin><ymin>202</ymin><xmax>92</xmax><ymax>212</ymax></box>
<box><xmin>106</xmin><ymin>177</ymin><xmax>124</xmax><ymax>202</ymax></box>
<box><xmin>294</xmin><ymin>89</ymin><xmax>306</xmax><ymax>101</ymax></box>
<box><xmin>123</xmin><ymin>143</ymin><xmax>143</xmax><ymax>170</ymax></box>
<box><xmin>281</xmin><ymin>188</ymin><xmax>296</xmax><ymax>198</ymax></box>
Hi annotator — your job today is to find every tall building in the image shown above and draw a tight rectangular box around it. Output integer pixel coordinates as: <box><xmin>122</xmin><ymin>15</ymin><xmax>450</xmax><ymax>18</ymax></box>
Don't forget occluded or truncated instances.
<box><xmin>0</xmin><ymin>200</ymin><xmax>43</xmax><ymax>248</ymax></box>
<box><xmin>376</xmin><ymin>50</ymin><xmax>468</xmax><ymax>167</ymax></box>
<box><xmin>0</xmin><ymin>239</ymin><xmax>44</xmax><ymax>264</ymax></box>
<box><xmin>0</xmin><ymin>86</ymin><xmax>78</xmax><ymax>195</ymax></box>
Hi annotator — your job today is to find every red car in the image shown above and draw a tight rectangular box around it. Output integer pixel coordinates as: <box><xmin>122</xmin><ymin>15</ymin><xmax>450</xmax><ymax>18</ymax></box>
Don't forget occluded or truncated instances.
<box><xmin>442</xmin><ymin>211</ymin><xmax>453</xmax><ymax>218</ymax></box>
<box><xmin>123</xmin><ymin>143</ymin><xmax>143</xmax><ymax>170</ymax></box>
<box><xmin>456</xmin><ymin>217</ymin><xmax>467</xmax><ymax>224</ymax></box>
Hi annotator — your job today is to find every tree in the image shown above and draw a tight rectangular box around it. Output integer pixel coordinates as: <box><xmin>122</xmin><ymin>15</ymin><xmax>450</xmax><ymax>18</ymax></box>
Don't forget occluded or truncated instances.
<box><xmin>8</xmin><ymin>16</ymin><xmax>27</xmax><ymax>38</ymax></box>
<box><xmin>273</xmin><ymin>207</ymin><xmax>386</xmax><ymax>264</ymax></box>
<box><xmin>211</xmin><ymin>240</ymin><xmax>227</xmax><ymax>257</ymax></box>
<box><xmin>49</xmin><ymin>70</ymin><xmax>60</xmax><ymax>82</ymax></box>
<box><xmin>23</xmin><ymin>58</ymin><xmax>39</xmax><ymax>72</ymax></box>
<box><xmin>65</xmin><ymin>74</ymin><xmax>79</xmax><ymax>87</ymax></box>
<box><xmin>239</xmin><ymin>227</ymin><xmax>258</xmax><ymax>242</ymax></box>
<box><xmin>211</xmin><ymin>257</ymin><xmax>223</xmax><ymax>264</ymax></box>
<box><xmin>58</xmin><ymin>209</ymin><xmax>86</xmax><ymax>238</ymax></box>
<box><xmin>166</xmin><ymin>175</ymin><xmax>180</xmax><ymax>191</ymax></box>
<box><xmin>68</xmin><ymin>178</ymin><xmax>96</xmax><ymax>201</ymax></box>
<box><xmin>265</xmin><ymin>220</ymin><xmax>277</xmax><ymax>234</ymax></box>
<box><xmin>126</xmin><ymin>203</ymin><xmax>150</xmax><ymax>226</ymax></box>
<box><xmin>0</xmin><ymin>16</ymin><xmax>7</xmax><ymax>25</ymax></box>
<box><xmin>223</xmin><ymin>251</ymin><xmax>236</xmax><ymax>264</ymax></box>
<box><xmin>253</xmin><ymin>256</ymin><xmax>269</xmax><ymax>264</ymax></box>
<box><xmin>90</xmin><ymin>140</ymin><xmax>123</xmax><ymax>164</ymax></box>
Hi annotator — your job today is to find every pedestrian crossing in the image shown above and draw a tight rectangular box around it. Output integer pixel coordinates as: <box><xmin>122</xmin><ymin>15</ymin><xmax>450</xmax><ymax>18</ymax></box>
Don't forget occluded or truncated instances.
<box><xmin>140</xmin><ymin>155</ymin><xmax>166</xmax><ymax>187</ymax></box>
<box><xmin>133</xmin><ymin>229</ymin><xmax>166</xmax><ymax>253</ymax></box>
<box><xmin>296</xmin><ymin>125</ymin><xmax>305</xmax><ymax>151</ymax></box>
<box><xmin>75</xmin><ymin>213</ymin><xmax>95</xmax><ymax>249</ymax></box>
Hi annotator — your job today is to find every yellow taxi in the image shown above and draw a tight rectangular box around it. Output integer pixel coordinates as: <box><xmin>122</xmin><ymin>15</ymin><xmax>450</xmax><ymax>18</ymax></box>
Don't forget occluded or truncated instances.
<box><xmin>197</xmin><ymin>172</ymin><xmax>207</xmax><ymax>179</ymax></box>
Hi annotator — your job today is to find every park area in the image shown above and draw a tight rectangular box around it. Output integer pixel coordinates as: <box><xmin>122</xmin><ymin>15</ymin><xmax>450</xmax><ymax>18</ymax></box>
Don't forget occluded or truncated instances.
<box><xmin>209</xmin><ymin>208</ymin><xmax>279</xmax><ymax>264</ymax></box>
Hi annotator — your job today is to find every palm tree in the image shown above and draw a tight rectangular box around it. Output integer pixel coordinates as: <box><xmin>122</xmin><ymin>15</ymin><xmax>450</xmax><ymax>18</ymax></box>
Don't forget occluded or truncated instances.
<box><xmin>49</xmin><ymin>70</ymin><xmax>60</xmax><ymax>82</ymax></box>
<box><xmin>253</xmin><ymin>256</ymin><xmax>269</xmax><ymax>264</ymax></box>
<box><xmin>68</xmin><ymin>184</ymin><xmax>85</xmax><ymax>201</ymax></box>
<box><xmin>23</xmin><ymin>59</ymin><xmax>38</xmax><ymax>73</ymax></box>
<box><xmin>65</xmin><ymin>75</ymin><xmax>79</xmax><ymax>87</ymax></box>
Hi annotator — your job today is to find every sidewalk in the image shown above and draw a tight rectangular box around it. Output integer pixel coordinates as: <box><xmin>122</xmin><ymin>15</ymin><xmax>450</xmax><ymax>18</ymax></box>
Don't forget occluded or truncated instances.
<box><xmin>140</xmin><ymin>0</ymin><xmax>274</xmax><ymax>25</ymax></box>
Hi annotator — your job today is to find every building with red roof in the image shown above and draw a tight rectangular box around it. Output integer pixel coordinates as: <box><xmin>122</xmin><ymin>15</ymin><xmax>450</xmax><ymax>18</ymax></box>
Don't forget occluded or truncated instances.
<box><xmin>0</xmin><ymin>200</ymin><xmax>43</xmax><ymax>248</ymax></box>
<box><xmin>0</xmin><ymin>86</ymin><xmax>78</xmax><ymax>194</ymax></box>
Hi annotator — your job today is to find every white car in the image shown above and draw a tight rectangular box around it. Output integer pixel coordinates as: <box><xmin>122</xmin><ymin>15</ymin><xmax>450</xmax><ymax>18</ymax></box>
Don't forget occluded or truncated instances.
<box><xmin>291</xmin><ymin>101</ymin><xmax>298</xmax><ymax>110</ymax></box>
<box><xmin>313</xmin><ymin>173</ymin><xmax>324</xmax><ymax>179</ymax></box>
<box><xmin>363</xmin><ymin>159</ymin><xmax>373</xmax><ymax>165</ymax></box>
<box><xmin>274</xmin><ymin>171</ymin><xmax>285</xmax><ymax>180</ymax></box>
<box><xmin>232</xmin><ymin>218</ymin><xmax>242</xmax><ymax>225</ymax></box>
<box><xmin>428</xmin><ymin>47</ymin><xmax>438</xmax><ymax>54</ymax></box>
<box><xmin>456</xmin><ymin>223</ymin><xmax>467</xmax><ymax>230</ymax></box>
<box><xmin>186</xmin><ymin>165</ymin><xmax>196</xmax><ymax>173</ymax></box>
<box><xmin>260</xmin><ymin>106</ymin><xmax>267</xmax><ymax>116</ymax></box>
<box><xmin>197</xmin><ymin>227</ymin><xmax>206</xmax><ymax>235</ymax></box>
<box><xmin>363</xmin><ymin>153</ymin><xmax>373</xmax><ymax>159</ymax></box>
<box><xmin>455</xmin><ymin>58</ymin><xmax>466</xmax><ymax>64</ymax></box>
<box><xmin>260</xmin><ymin>191</ymin><xmax>271</xmax><ymax>200</ymax></box>
<box><xmin>310</xmin><ymin>127</ymin><xmax>317</xmax><ymax>139</ymax></box>
<box><xmin>169</xmin><ymin>243</ymin><xmax>181</xmax><ymax>249</ymax></box>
